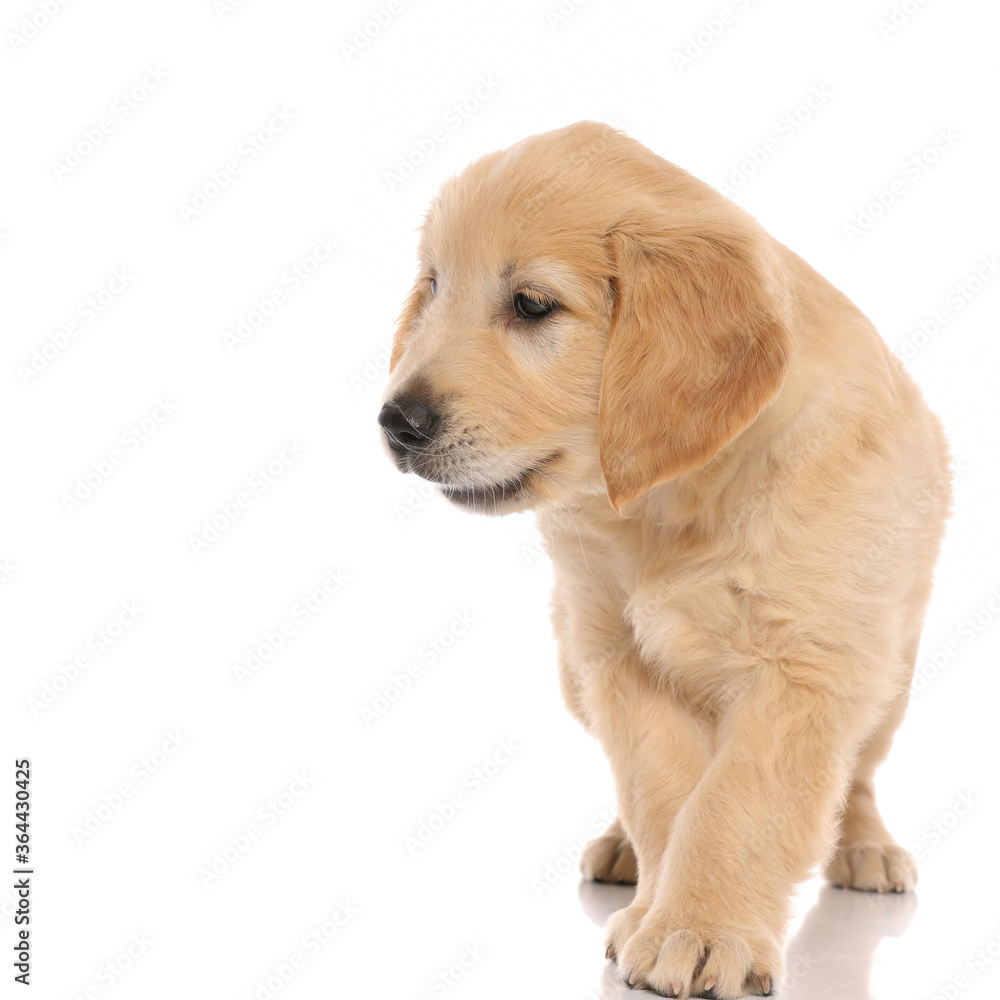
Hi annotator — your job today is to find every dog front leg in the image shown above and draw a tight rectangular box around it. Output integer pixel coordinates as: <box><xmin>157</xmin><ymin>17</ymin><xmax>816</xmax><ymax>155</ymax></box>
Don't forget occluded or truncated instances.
<box><xmin>583</xmin><ymin>652</ymin><xmax>712</xmax><ymax>938</ymax></box>
<box><xmin>606</xmin><ymin>668</ymin><xmax>874</xmax><ymax>999</ymax></box>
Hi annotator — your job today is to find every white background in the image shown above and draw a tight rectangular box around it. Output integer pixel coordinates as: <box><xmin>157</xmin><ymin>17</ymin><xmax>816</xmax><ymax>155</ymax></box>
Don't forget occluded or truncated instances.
<box><xmin>2</xmin><ymin>0</ymin><xmax>999</xmax><ymax>997</ymax></box>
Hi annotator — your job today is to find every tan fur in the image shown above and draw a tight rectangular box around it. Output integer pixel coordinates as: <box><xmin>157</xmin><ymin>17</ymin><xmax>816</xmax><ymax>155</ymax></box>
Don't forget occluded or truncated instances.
<box><xmin>382</xmin><ymin>121</ymin><xmax>951</xmax><ymax>999</ymax></box>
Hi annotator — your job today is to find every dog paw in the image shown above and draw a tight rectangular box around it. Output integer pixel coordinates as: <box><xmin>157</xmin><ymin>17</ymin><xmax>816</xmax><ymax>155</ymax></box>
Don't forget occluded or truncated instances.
<box><xmin>604</xmin><ymin>903</ymin><xmax>647</xmax><ymax>961</ymax></box>
<box><xmin>612</xmin><ymin>918</ymin><xmax>780</xmax><ymax>999</ymax></box>
<box><xmin>825</xmin><ymin>841</ymin><xmax>917</xmax><ymax>893</ymax></box>
<box><xmin>581</xmin><ymin>824</ymin><xmax>638</xmax><ymax>884</ymax></box>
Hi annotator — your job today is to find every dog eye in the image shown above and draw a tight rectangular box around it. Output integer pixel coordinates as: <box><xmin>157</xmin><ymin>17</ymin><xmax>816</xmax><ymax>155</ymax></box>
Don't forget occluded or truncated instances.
<box><xmin>514</xmin><ymin>291</ymin><xmax>555</xmax><ymax>320</ymax></box>
<box><xmin>430</xmin><ymin>277</ymin><xmax>438</xmax><ymax>295</ymax></box>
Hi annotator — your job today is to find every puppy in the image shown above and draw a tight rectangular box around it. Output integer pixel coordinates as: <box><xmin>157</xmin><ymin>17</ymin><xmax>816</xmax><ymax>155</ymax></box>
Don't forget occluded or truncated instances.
<box><xmin>378</xmin><ymin>121</ymin><xmax>950</xmax><ymax>999</ymax></box>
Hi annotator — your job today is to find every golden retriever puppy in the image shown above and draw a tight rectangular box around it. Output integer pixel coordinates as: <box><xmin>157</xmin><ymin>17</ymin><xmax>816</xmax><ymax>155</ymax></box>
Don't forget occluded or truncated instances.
<box><xmin>378</xmin><ymin>121</ymin><xmax>950</xmax><ymax>999</ymax></box>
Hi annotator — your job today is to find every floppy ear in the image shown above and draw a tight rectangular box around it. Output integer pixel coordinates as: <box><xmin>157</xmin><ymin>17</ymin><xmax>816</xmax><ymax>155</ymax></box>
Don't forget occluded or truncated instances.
<box><xmin>389</xmin><ymin>279</ymin><xmax>426</xmax><ymax>372</ymax></box>
<box><xmin>599</xmin><ymin>215</ymin><xmax>792</xmax><ymax>512</ymax></box>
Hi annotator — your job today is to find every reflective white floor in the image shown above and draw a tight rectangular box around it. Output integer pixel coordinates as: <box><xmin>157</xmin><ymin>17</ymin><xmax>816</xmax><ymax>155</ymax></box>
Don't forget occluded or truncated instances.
<box><xmin>577</xmin><ymin>878</ymin><xmax>919</xmax><ymax>998</ymax></box>
<box><xmin>506</xmin><ymin>830</ymin><xmax>1000</xmax><ymax>1000</ymax></box>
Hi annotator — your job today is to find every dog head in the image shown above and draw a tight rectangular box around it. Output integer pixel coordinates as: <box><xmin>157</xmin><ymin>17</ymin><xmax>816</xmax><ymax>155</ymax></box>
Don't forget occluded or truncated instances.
<box><xmin>379</xmin><ymin>121</ymin><xmax>793</xmax><ymax>515</ymax></box>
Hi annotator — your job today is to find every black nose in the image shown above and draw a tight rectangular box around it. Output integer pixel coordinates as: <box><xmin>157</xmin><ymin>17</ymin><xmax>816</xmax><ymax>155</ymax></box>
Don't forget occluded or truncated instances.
<box><xmin>378</xmin><ymin>397</ymin><xmax>440</xmax><ymax>454</ymax></box>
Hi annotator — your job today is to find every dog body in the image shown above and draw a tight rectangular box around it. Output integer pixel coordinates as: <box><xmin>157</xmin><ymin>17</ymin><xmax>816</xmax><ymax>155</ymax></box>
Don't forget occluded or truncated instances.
<box><xmin>379</xmin><ymin>122</ymin><xmax>950</xmax><ymax>998</ymax></box>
